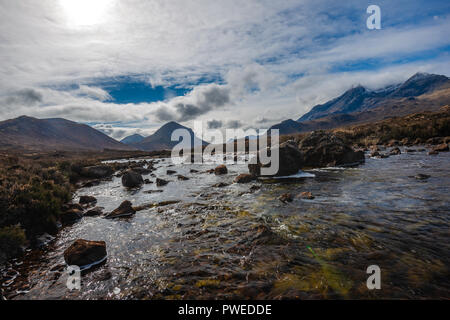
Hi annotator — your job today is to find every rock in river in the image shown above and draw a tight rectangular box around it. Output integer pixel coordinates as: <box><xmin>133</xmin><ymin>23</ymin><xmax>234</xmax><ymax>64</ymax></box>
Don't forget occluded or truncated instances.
<box><xmin>63</xmin><ymin>239</ymin><xmax>107</xmax><ymax>269</ymax></box>
<box><xmin>79</xmin><ymin>195</ymin><xmax>97</xmax><ymax>205</ymax></box>
<box><xmin>80</xmin><ymin>165</ymin><xmax>114</xmax><ymax>179</ymax></box>
<box><xmin>300</xmin><ymin>191</ymin><xmax>315</xmax><ymax>199</ymax></box>
<box><xmin>121</xmin><ymin>170</ymin><xmax>144</xmax><ymax>188</ymax></box>
<box><xmin>433</xmin><ymin>143</ymin><xmax>449</xmax><ymax>152</ymax></box>
<box><xmin>297</xmin><ymin>131</ymin><xmax>365</xmax><ymax>167</ymax></box>
<box><xmin>104</xmin><ymin>200</ymin><xmax>135</xmax><ymax>219</ymax></box>
<box><xmin>389</xmin><ymin>147</ymin><xmax>401</xmax><ymax>155</ymax></box>
<box><xmin>249</xmin><ymin>131</ymin><xmax>365</xmax><ymax>177</ymax></box>
<box><xmin>84</xmin><ymin>206</ymin><xmax>104</xmax><ymax>217</ymax></box>
<box><xmin>156</xmin><ymin>178</ymin><xmax>169</xmax><ymax>187</ymax></box>
<box><xmin>279</xmin><ymin>193</ymin><xmax>293</xmax><ymax>203</ymax></box>
<box><xmin>234</xmin><ymin>173</ymin><xmax>255</xmax><ymax>184</ymax></box>
<box><xmin>249</xmin><ymin>141</ymin><xmax>302</xmax><ymax>177</ymax></box>
<box><xmin>214</xmin><ymin>165</ymin><xmax>228</xmax><ymax>175</ymax></box>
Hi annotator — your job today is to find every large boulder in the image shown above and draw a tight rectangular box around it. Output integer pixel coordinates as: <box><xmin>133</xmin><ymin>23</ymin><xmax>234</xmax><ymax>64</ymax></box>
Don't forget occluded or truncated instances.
<box><xmin>63</xmin><ymin>239</ymin><xmax>107</xmax><ymax>269</ymax></box>
<box><xmin>121</xmin><ymin>170</ymin><xmax>144</xmax><ymax>188</ymax></box>
<box><xmin>248</xmin><ymin>131</ymin><xmax>364</xmax><ymax>177</ymax></box>
<box><xmin>297</xmin><ymin>131</ymin><xmax>365</xmax><ymax>167</ymax></box>
<box><xmin>249</xmin><ymin>141</ymin><xmax>303</xmax><ymax>177</ymax></box>
<box><xmin>214</xmin><ymin>165</ymin><xmax>228</xmax><ymax>175</ymax></box>
<box><xmin>80</xmin><ymin>165</ymin><xmax>114</xmax><ymax>179</ymax></box>
<box><xmin>104</xmin><ymin>200</ymin><xmax>135</xmax><ymax>219</ymax></box>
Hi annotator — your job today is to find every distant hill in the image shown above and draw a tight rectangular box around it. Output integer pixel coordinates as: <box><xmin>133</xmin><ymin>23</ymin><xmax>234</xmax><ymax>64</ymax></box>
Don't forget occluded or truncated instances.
<box><xmin>0</xmin><ymin>116</ymin><xmax>134</xmax><ymax>152</ymax></box>
<box><xmin>121</xmin><ymin>133</ymin><xmax>145</xmax><ymax>145</ymax></box>
<box><xmin>132</xmin><ymin>121</ymin><xmax>208</xmax><ymax>151</ymax></box>
<box><xmin>297</xmin><ymin>72</ymin><xmax>449</xmax><ymax>122</ymax></box>
<box><xmin>268</xmin><ymin>119</ymin><xmax>305</xmax><ymax>135</ymax></box>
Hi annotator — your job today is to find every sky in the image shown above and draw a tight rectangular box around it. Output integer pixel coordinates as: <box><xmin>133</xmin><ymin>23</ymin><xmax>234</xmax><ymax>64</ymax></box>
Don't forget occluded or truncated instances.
<box><xmin>0</xmin><ymin>0</ymin><xmax>449</xmax><ymax>140</ymax></box>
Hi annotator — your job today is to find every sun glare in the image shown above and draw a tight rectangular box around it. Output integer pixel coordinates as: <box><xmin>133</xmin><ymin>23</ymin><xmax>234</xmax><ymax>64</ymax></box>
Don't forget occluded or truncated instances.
<box><xmin>59</xmin><ymin>0</ymin><xmax>113</xmax><ymax>27</ymax></box>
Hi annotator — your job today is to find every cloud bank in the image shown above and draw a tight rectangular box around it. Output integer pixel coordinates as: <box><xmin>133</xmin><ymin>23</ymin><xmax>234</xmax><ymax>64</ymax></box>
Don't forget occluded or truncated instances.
<box><xmin>0</xmin><ymin>0</ymin><xmax>449</xmax><ymax>140</ymax></box>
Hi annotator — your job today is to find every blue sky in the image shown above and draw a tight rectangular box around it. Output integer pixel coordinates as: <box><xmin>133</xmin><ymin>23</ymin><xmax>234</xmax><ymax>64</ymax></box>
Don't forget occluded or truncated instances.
<box><xmin>0</xmin><ymin>0</ymin><xmax>449</xmax><ymax>139</ymax></box>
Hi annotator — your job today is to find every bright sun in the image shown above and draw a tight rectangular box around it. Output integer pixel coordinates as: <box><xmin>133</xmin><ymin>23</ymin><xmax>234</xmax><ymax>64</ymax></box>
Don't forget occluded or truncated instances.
<box><xmin>59</xmin><ymin>0</ymin><xmax>113</xmax><ymax>27</ymax></box>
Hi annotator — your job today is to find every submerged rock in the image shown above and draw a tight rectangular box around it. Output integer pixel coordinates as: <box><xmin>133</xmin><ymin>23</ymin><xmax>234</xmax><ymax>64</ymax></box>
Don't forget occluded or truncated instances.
<box><xmin>121</xmin><ymin>170</ymin><xmax>144</xmax><ymax>188</ymax></box>
<box><xmin>156</xmin><ymin>178</ymin><xmax>169</xmax><ymax>187</ymax></box>
<box><xmin>63</xmin><ymin>239</ymin><xmax>107</xmax><ymax>269</ymax></box>
<box><xmin>299</xmin><ymin>191</ymin><xmax>315</xmax><ymax>199</ymax></box>
<box><xmin>105</xmin><ymin>200</ymin><xmax>136</xmax><ymax>219</ymax></box>
<box><xmin>143</xmin><ymin>190</ymin><xmax>164</xmax><ymax>194</ymax></box>
<box><xmin>389</xmin><ymin>147</ymin><xmax>401</xmax><ymax>155</ymax></box>
<box><xmin>279</xmin><ymin>193</ymin><xmax>293</xmax><ymax>203</ymax></box>
<box><xmin>234</xmin><ymin>173</ymin><xmax>255</xmax><ymax>184</ymax></box>
<box><xmin>212</xmin><ymin>182</ymin><xmax>229</xmax><ymax>188</ymax></box>
<box><xmin>433</xmin><ymin>143</ymin><xmax>449</xmax><ymax>152</ymax></box>
<box><xmin>214</xmin><ymin>165</ymin><xmax>228</xmax><ymax>175</ymax></box>
<box><xmin>84</xmin><ymin>207</ymin><xmax>104</xmax><ymax>217</ymax></box>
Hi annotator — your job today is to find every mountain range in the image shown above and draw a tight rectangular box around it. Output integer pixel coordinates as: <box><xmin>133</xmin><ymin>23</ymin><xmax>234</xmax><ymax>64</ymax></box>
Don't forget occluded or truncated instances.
<box><xmin>270</xmin><ymin>72</ymin><xmax>450</xmax><ymax>135</ymax></box>
<box><xmin>123</xmin><ymin>121</ymin><xmax>207</xmax><ymax>151</ymax></box>
<box><xmin>0</xmin><ymin>72</ymin><xmax>448</xmax><ymax>152</ymax></box>
<box><xmin>120</xmin><ymin>134</ymin><xmax>145</xmax><ymax>145</ymax></box>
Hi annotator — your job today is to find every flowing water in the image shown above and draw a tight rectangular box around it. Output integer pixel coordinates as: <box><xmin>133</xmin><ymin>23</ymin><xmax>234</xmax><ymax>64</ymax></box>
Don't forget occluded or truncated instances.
<box><xmin>1</xmin><ymin>148</ymin><xmax>449</xmax><ymax>299</ymax></box>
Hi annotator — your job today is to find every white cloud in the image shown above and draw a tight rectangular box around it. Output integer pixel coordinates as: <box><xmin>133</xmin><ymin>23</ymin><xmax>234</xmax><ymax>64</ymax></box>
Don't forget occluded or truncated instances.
<box><xmin>76</xmin><ymin>85</ymin><xmax>112</xmax><ymax>101</ymax></box>
<box><xmin>0</xmin><ymin>0</ymin><xmax>449</xmax><ymax>136</ymax></box>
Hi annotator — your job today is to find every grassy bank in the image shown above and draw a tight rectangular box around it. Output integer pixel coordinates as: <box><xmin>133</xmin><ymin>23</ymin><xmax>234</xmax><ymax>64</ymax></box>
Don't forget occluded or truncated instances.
<box><xmin>0</xmin><ymin>149</ymin><xmax>168</xmax><ymax>263</ymax></box>
<box><xmin>278</xmin><ymin>106</ymin><xmax>450</xmax><ymax>147</ymax></box>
